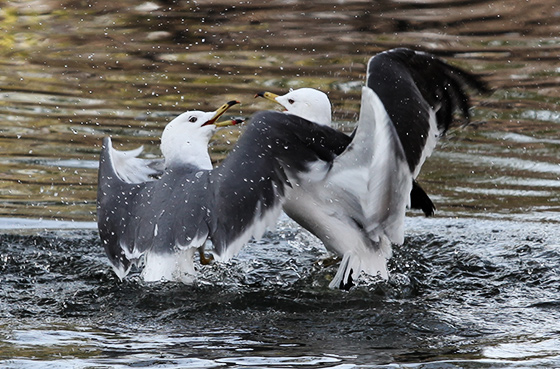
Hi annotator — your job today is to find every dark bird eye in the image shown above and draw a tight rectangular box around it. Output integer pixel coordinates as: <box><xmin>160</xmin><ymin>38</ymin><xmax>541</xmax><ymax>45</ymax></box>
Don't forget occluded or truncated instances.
<box><xmin>189</xmin><ymin>116</ymin><xmax>198</xmax><ymax>123</ymax></box>
<box><xmin>288</xmin><ymin>99</ymin><xmax>295</xmax><ymax>104</ymax></box>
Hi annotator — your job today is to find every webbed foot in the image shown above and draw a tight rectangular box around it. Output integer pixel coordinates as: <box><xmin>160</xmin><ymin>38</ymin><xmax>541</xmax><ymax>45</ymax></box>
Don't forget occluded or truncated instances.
<box><xmin>198</xmin><ymin>250</ymin><xmax>214</xmax><ymax>265</ymax></box>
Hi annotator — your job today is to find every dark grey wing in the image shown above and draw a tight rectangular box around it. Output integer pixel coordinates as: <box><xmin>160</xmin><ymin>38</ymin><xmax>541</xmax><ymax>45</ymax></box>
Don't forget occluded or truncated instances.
<box><xmin>147</xmin><ymin>158</ymin><xmax>165</xmax><ymax>178</ymax></box>
<box><xmin>133</xmin><ymin>165</ymin><xmax>213</xmax><ymax>257</ymax></box>
<box><xmin>209</xmin><ymin>110</ymin><xmax>351</xmax><ymax>260</ymax></box>
<box><xmin>97</xmin><ymin>137</ymin><xmax>149</xmax><ymax>278</ymax></box>
<box><xmin>98</xmin><ymin>138</ymin><xmax>212</xmax><ymax>280</ymax></box>
<box><xmin>367</xmin><ymin>47</ymin><xmax>488</xmax><ymax>174</ymax></box>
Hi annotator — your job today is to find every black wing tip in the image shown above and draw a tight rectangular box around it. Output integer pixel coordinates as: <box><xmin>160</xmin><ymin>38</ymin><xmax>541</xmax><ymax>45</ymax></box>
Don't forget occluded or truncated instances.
<box><xmin>410</xmin><ymin>180</ymin><xmax>436</xmax><ymax>217</ymax></box>
<box><xmin>103</xmin><ymin>242</ymin><xmax>132</xmax><ymax>278</ymax></box>
<box><xmin>101</xmin><ymin>136</ymin><xmax>114</xmax><ymax>149</ymax></box>
<box><xmin>438</xmin><ymin>59</ymin><xmax>491</xmax><ymax>95</ymax></box>
<box><xmin>412</xmin><ymin>48</ymin><xmax>490</xmax><ymax>130</ymax></box>
<box><xmin>376</xmin><ymin>47</ymin><xmax>491</xmax><ymax>94</ymax></box>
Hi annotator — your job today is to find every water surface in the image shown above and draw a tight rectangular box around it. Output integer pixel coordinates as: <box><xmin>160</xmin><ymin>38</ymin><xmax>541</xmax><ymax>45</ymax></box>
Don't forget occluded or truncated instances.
<box><xmin>1</xmin><ymin>0</ymin><xmax>560</xmax><ymax>367</ymax></box>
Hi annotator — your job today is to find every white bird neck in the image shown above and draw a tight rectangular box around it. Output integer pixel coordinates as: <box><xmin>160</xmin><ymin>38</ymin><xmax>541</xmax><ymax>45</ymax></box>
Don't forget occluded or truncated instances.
<box><xmin>161</xmin><ymin>129</ymin><xmax>213</xmax><ymax>170</ymax></box>
<box><xmin>285</xmin><ymin>106</ymin><xmax>332</xmax><ymax>127</ymax></box>
<box><xmin>311</xmin><ymin>111</ymin><xmax>332</xmax><ymax>127</ymax></box>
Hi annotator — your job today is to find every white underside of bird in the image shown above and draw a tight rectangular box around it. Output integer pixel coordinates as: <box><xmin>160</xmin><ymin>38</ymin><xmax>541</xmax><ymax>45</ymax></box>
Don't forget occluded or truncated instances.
<box><xmin>281</xmin><ymin>87</ymin><xmax>426</xmax><ymax>287</ymax></box>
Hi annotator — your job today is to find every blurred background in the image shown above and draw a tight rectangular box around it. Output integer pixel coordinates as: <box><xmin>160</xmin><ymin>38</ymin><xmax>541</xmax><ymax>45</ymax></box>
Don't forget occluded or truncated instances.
<box><xmin>1</xmin><ymin>0</ymin><xmax>559</xmax><ymax>223</ymax></box>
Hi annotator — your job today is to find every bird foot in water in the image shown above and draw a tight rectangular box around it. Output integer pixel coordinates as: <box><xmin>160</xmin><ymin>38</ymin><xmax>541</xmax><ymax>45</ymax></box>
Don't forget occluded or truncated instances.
<box><xmin>315</xmin><ymin>255</ymin><xmax>341</xmax><ymax>268</ymax></box>
<box><xmin>339</xmin><ymin>270</ymin><xmax>355</xmax><ymax>291</ymax></box>
<box><xmin>198</xmin><ymin>250</ymin><xmax>214</xmax><ymax>265</ymax></box>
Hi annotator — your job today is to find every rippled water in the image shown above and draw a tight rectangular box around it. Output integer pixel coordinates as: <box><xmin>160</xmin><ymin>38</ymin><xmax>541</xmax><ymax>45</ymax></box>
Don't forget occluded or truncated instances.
<box><xmin>1</xmin><ymin>0</ymin><xmax>560</xmax><ymax>367</ymax></box>
<box><xmin>2</xmin><ymin>216</ymin><xmax>560</xmax><ymax>367</ymax></box>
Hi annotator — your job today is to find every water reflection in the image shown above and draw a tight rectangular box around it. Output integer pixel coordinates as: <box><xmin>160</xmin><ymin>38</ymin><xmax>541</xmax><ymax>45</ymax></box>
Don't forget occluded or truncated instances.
<box><xmin>2</xmin><ymin>0</ymin><xmax>560</xmax><ymax>222</ymax></box>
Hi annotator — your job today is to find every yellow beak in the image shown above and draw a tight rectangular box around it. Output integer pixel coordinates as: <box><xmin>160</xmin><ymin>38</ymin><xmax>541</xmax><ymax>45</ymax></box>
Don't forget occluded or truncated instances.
<box><xmin>254</xmin><ymin>91</ymin><xmax>283</xmax><ymax>107</ymax></box>
<box><xmin>215</xmin><ymin>118</ymin><xmax>244</xmax><ymax>127</ymax></box>
<box><xmin>203</xmin><ymin>100</ymin><xmax>240</xmax><ymax>126</ymax></box>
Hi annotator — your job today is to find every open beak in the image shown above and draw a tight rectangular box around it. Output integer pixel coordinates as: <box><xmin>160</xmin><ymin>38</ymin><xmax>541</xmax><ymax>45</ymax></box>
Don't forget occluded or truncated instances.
<box><xmin>215</xmin><ymin>118</ymin><xmax>245</xmax><ymax>127</ymax></box>
<box><xmin>254</xmin><ymin>91</ymin><xmax>283</xmax><ymax>107</ymax></box>
<box><xmin>202</xmin><ymin>100</ymin><xmax>240</xmax><ymax>126</ymax></box>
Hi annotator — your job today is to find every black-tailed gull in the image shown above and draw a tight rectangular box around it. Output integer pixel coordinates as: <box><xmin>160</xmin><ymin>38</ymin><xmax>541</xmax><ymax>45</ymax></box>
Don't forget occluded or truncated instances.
<box><xmin>254</xmin><ymin>48</ymin><xmax>488</xmax><ymax>289</ymax></box>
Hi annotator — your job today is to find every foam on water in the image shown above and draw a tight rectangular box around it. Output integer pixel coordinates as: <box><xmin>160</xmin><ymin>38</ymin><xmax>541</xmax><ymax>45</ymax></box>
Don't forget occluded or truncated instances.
<box><xmin>0</xmin><ymin>217</ymin><xmax>97</xmax><ymax>230</ymax></box>
<box><xmin>1</xmin><ymin>216</ymin><xmax>560</xmax><ymax>367</ymax></box>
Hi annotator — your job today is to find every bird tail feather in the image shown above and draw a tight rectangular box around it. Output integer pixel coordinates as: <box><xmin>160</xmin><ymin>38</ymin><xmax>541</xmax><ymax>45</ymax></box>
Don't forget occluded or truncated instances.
<box><xmin>329</xmin><ymin>253</ymin><xmax>362</xmax><ymax>290</ymax></box>
<box><xmin>329</xmin><ymin>236</ymin><xmax>391</xmax><ymax>290</ymax></box>
<box><xmin>141</xmin><ymin>248</ymin><xmax>196</xmax><ymax>284</ymax></box>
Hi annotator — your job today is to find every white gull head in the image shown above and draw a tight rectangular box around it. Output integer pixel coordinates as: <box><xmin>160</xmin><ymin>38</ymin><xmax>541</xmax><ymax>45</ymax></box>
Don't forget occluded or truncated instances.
<box><xmin>160</xmin><ymin>101</ymin><xmax>239</xmax><ymax>170</ymax></box>
<box><xmin>257</xmin><ymin>88</ymin><xmax>332</xmax><ymax>127</ymax></box>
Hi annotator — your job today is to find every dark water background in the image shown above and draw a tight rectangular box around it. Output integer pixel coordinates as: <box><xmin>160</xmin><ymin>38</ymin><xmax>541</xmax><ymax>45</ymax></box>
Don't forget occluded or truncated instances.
<box><xmin>1</xmin><ymin>0</ymin><xmax>560</xmax><ymax>367</ymax></box>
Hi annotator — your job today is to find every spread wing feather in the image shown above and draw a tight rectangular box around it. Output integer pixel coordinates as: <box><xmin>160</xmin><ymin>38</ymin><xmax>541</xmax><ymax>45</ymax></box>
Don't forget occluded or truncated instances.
<box><xmin>367</xmin><ymin>48</ymin><xmax>489</xmax><ymax>173</ymax></box>
<box><xmin>327</xmin><ymin>87</ymin><xmax>411</xmax><ymax>245</ymax></box>
<box><xmin>97</xmin><ymin>114</ymin><xmax>354</xmax><ymax>279</ymax></box>
<box><xmin>210</xmin><ymin>111</ymin><xmax>352</xmax><ymax>260</ymax></box>
<box><xmin>109</xmin><ymin>144</ymin><xmax>163</xmax><ymax>183</ymax></box>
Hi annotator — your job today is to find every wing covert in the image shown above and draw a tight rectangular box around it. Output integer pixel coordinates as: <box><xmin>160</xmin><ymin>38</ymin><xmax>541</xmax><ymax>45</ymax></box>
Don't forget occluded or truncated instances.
<box><xmin>209</xmin><ymin>111</ymin><xmax>352</xmax><ymax>260</ymax></box>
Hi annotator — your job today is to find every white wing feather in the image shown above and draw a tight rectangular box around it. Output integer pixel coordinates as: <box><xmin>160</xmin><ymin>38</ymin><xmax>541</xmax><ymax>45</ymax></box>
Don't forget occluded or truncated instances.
<box><xmin>110</xmin><ymin>145</ymin><xmax>161</xmax><ymax>184</ymax></box>
<box><xmin>329</xmin><ymin>87</ymin><xmax>411</xmax><ymax>245</ymax></box>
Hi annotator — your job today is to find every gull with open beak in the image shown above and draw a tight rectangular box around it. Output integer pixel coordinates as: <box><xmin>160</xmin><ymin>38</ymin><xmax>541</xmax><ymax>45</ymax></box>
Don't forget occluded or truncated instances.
<box><xmin>97</xmin><ymin>101</ymin><xmax>257</xmax><ymax>282</ymax></box>
<box><xmin>254</xmin><ymin>48</ymin><xmax>487</xmax><ymax>289</ymax></box>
